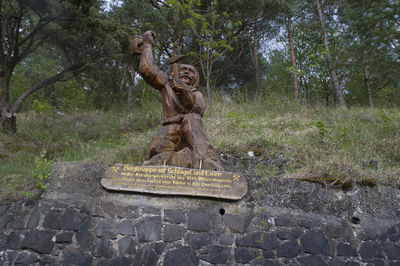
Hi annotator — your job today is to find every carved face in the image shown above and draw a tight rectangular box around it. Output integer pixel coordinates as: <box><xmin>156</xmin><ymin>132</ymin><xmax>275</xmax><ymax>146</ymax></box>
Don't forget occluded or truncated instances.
<box><xmin>178</xmin><ymin>64</ymin><xmax>198</xmax><ymax>87</ymax></box>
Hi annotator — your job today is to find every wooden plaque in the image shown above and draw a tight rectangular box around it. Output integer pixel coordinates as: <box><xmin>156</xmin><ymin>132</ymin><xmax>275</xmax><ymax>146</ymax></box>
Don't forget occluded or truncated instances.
<box><xmin>101</xmin><ymin>164</ymin><xmax>247</xmax><ymax>200</ymax></box>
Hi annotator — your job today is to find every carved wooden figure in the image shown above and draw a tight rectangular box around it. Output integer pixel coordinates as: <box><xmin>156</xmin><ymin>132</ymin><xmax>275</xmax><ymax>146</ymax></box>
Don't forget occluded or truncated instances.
<box><xmin>131</xmin><ymin>31</ymin><xmax>223</xmax><ymax>171</ymax></box>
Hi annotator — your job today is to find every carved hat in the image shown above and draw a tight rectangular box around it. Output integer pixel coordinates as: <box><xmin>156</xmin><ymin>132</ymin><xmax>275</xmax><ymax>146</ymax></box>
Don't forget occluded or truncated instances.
<box><xmin>178</xmin><ymin>64</ymin><xmax>199</xmax><ymax>89</ymax></box>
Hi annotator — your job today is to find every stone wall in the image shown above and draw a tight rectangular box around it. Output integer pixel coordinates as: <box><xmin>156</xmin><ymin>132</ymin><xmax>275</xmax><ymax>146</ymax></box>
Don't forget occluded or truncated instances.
<box><xmin>0</xmin><ymin>162</ymin><xmax>399</xmax><ymax>265</ymax></box>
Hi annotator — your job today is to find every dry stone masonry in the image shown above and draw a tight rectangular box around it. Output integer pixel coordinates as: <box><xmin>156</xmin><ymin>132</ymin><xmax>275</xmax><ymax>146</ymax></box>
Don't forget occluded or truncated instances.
<box><xmin>0</xmin><ymin>162</ymin><xmax>399</xmax><ymax>265</ymax></box>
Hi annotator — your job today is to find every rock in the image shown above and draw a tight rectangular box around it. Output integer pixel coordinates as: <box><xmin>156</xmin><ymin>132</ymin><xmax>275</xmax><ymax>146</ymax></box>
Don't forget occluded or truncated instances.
<box><xmin>142</xmin><ymin>207</ymin><xmax>161</xmax><ymax>215</ymax></box>
<box><xmin>297</xmin><ymin>255</ymin><xmax>327</xmax><ymax>266</ymax></box>
<box><xmin>0</xmin><ymin>214</ymin><xmax>11</xmax><ymax>230</ymax></box>
<box><xmin>136</xmin><ymin>216</ymin><xmax>162</xmax><ymax>242</ymax></box>
<box><xmin>383</xmin><ymin>242</ymin><xmax>400</xmax><ymax>260</ymax></box>
<box><xmin>27</xmin><ymin>208</ymin><xmax>40</xmax><ymax>229</ymax></box>
<box><xmin>101</xmin><ymin>202</ymin><xmax>116</xmax><ymax>217</ymax></box>
<box><xmin>95</xmin><ymin>220</ymin><xmax>117</xmax><ymax>239</ymax></box>
<box><xmin>188</xmin><ymin>209</ymin><xmax>211</xmax><ymax>232</ymax></box>
<box><xmin>76</xmin><ymin>231</ymin><xmax>95</xmax><ymax>252</ymax></box>
<box><xmin>62</xmin><ymin>247</ymin><xmax>93</xmax><ymax>266</ymax></box>
<box><xmin>22</xmin><ymin>230</ymin><xmax>55</xmax><ymax>254</ymax></box>
<box><xmin>119</xmin><ymin>220</ymin><xmax>135</xmax><ymax>236</ymax></box>
<box><xmin>236</xmin><ymin>232</ymin><xmax>279</xmax><ymax>250</ymax></box>
<box><xmin>211</xmin><ymin>212</ymin><xmax>227</xmax><ymax>235</ymax></box>
<box><xmin>133</xmin><ymin>244</ymin><xmax>158</xmax><ymax>266</ymax></box>
<box><xmin>301</xmin><ymin>232</ymin><xmax>328</xmax><ymax>254</ymax></box>
<box><xmin>250</xmin><ymin>259</ymin><xmax>283</xmax><ymax>266</ymax></box>
<box><xmin>92</xmin><ymin>239</ymin><xmax>116</xmax><ymax>258</ymax></box>
<box><xmin>274</xmin><ymin>216</ymin><xmax>297</xmax><ymax>226</ymax></box>
<box><xmin>97</xmin><ymin>256</ymin><xmax>132</xmax><ymax>266</ymax></box>
<box><xmin>164</xmin><ymin>209</ymin><xmax>186</xmax><ymax>224</ymax></box>
<box><xmin>219</xmin><ymin>234</ymin><xmax>235</xmax><ymax>245</ymax></box>
<box><xmin>14</xmin><ymin>251</ymin><xmax>39</xmax><ymax>265</ymax></box>
<box><xmin>276</xmin><ymin>228</ymin><xmax>303</xmax><ymax>240</ymax></box>
<box><xmin>336</xmin><ymin>242</ymin><xmax>358</xmax><ymax>257</ymax></box>
<box><xmin>7</xmin><ymin>232</ymin><xmax>25</xmax><ymax>250</ymax></box>
<box><xmin>359</xmin><ymin>242</ymin><xmax>384</xmax><ymax>259</ymax></box>
<box><xmin>164</xmin><ymin>246</ymin><xmax>199</xmax><ymax>266</ymax></box>
<box><xmin>277</xmin><ymin>241</ymin><xmax>302</xmax><ymax>258</ymax></box>
<box><xmin>185</xmin><ymin>233</ymin><xmax>212</xmax><ymax>250</ymax></box>
<box><xmin>163</xmin><ymin>224</ymin><xmax>186</xmax><ymax>242</ymax></box>
<box><xmin>79</xmin><ymin>215</ymin><xmax>92</xmax><ymax>231</ymax></box>
<box><xmin>224</xmin><ymin>213</ymin><xmax>252</xmax><ymax>233</ymax></box>
<box><xmin>55</xmin><ymin>232</ymin><xmax>73</xmax><ymax>243</ymax></box>
<box><xmin>118</xmin><ymin>237</ymin><xmax>136</xmax><ymax>255</ymax></box>
<box><xmin>116</xmin><ymin>205</ymin><xmax>139</xmax><ymax>219</ymax></box>
<box><xmin>234</xmin><ymin>247</ymin><xmax>260</xmax><ymax>264</ymax></box>
<box><xmin>42</xmin><ymin>208</ymin><xmax>80</xmax><ymax>230</ymax></box>
<box><xmin>297</xmin><ymin>218</ymin><xmax>322</xmax><ymax>229</ymax></box>
<box><xmin>200</xmin><ymin>245</ymin><xmax>231</xmax><ymax>264</ymax></box>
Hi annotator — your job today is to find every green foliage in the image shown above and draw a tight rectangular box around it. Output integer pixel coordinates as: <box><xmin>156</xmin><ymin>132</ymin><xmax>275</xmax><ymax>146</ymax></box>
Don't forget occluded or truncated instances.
<box><xmin>34</xmin><ymin>150</ymin><xmax>54</xmax><ymax>191</ymax></box>
<box><xmin>315</xmin><ymin>120</ymin><xmax>327</xmax><ymax>138</ymax></box>
<box><xmin>31</xmin><ymin>100</ymin><xmax>55</xmax><ymax>115</ymax></box>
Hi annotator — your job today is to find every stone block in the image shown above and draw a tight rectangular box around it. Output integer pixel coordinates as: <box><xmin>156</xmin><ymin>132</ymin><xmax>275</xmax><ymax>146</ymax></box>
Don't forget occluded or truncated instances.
<box><xmin>360</xmin><ymin>242</ymin><xmax>384</xmax><ymax>259</ymax></box>
<box><xmin>132</xmin><ymin>244</ymin><xmax>158</xmax><ymax>266</ymax></box>
<box><xmin>136</xmin><ymin>216</ymin><xmax>162</xmax><ymax>242</ymax></box>
<box><xmin>116</xmin><ymin>205</ymin><xmax>139</xmax><ymax>219</ymax></box>
<box><xmin>200</xmin><ymin>245</ymin><xmax>231</xmax><ymax>264</ymax></box>
<box><xmin>55</xmin><ymin>232</ymin><xmax>73</xmax><ymax>243</ymax></box>
<box><xmin>163</xmin><ymin>224</ymin><xmax>186</xmax><ymax>242</ymax></box>
<box><xmin>188</xmin><ymin>209</ymin><xmax>211</xmax><ymax>232</ymax></box>
<box><xmin>383</xmin><ymin>242</ymin><xmax>400</xmax><ymax>260</ymax></box>
<box><xmin>277</xmin><ymin>241</ymin><xmax>302</xmax><ymax>258</ymax></box>
<box><xmin>234</xmin><ymin>247</ymin><xmax>260</xmax><ymax>264</ymax></box>
<box><xmin>101</xmin><ymin>202</ymin><xmax>116</xmax><ymax>217</ymax></box>
<box><xmin>95</xmin><ymin>220</ymin><xmax>117</xmax><ymax>239</ymax></box>
<box><xmin>276</xmin><ymin>228</ymin><xmax>303</xmax><ymax>240</ymax></box>
<box><xmin>119</xmin><ymin>220</ymin><xmax>135</xmax><ymax>236</ymax></box>
<box><xmin>224</xmin><ymin>213</ymin><xmax>252</xmax><ymax>233</ymax></box>
<box><xmin>274</xmin><ymin>216</ymin><xmax>296</xmax><ymax>226</ymax></box>
<box><xmin>118</xmin><ymin>237</ymin><xmax>136</xmax><ymax>255</ymax></box>
<box><xmin>219</xmin><ymin>234</ymin><xmax>235</xmax><ymax>245</ymax></box>
<box><xmin>164</xmin><ymin>246</ymin><xmax>199</xmax><ymax>266</ymax></box>
<box><xmin>297</xmin><ymin>255</ymin><xmax>327</xmax><ymax>266</ymax></box>
<box><xmin>14</xmin><ymin>251</ymin><xmax>39</xmax><ymax>265</ymax></box>
<box><xmin>92</xmin><ymin>239</ymin><xmax>117</xmax><ymax>258</ymax></box>
<box><xmin>236</xmin><ymin>232</ymin><xmax>279</xmax><ymax>250</ymax></box>
<box><xmin>76</xmin><ymin>231</ymin><xmax>95</xmax><ymax>252</ymax></box>
<box><xmin>185</xmin><ymin>232</ymin><xmax>212</xmax><ymax>250</ymax></box>
<box><xmin>301</xmin><ymin>231</ymin><xmax>328</xmax><ymax>254</ymax></box>
<box><xmin>22</xmin><ymin>230</ymin><xmax>55</xmax><ymax>254</ymax></box>
<box><xmin>62</xmin><ymin>247</ymin><xmax>93</xmax><ymax>266</ymax></box>
<box><xmin>336</xmin><ymin>242</ymin><xmax>358</xmax><ymax>257</ymax></box>
<box><xmin>164</xmin><ymin>209</ymin><xmax>185</xmax><ymax>224</ymax></box>
<box><xmin>43</xmin><ymin>208</ymin><xmax>80</xmax><ymax>230</ymax></box>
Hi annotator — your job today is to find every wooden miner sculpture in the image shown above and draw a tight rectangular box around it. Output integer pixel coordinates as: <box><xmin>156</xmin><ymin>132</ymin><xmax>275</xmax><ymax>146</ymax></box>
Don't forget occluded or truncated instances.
<box><xmin>130</xmin><ymin>31</ymin><xmax>224</xmax><ymax>171</ymax></box>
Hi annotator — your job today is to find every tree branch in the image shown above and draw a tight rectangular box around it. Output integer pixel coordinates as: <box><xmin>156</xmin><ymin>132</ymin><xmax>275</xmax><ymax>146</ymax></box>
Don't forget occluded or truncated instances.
<box><xmin>10</xmin><ymin>63</ymin><xmax>87</xmax><ymax>113</ymax></box>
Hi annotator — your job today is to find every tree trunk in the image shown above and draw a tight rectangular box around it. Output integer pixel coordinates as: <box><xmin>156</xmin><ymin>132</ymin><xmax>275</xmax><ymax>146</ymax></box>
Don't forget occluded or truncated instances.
<box><xmin>252</xmin><ymin>18</ymin><xmax>261</xmax><ymax>98</ymax></box>
<box><xmin>1</xmin><ymin>112</ymin><xmax>17</xmax><ymax>135</ymax></box>
<box><xmin>287</xmin><ymin>16</ymin><xmax>299</xmax><ymax>101</ymax></box>
<box><xmin>315</xmin><ymin>0</ymin><xmax>346</xmax><ymax>108</ymax></box>
<box><xmin>0</xmin><ymin>75</ymin><xmax>16</xmax><ymax>134</ymax></box>
<box><xmin>128</xmin><ymin>68</ymin><xmax>136</xmax><ymax>108</ymax></box>
<box><xmin>362</xmin><ymin>55</ymin><xmax>373</xmax><ymax>107</ymax></box>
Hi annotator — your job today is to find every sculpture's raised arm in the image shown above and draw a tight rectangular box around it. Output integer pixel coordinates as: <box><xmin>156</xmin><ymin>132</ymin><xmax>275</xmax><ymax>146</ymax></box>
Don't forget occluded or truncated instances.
<box><xmin>138</xmin><ymin>31</ymin><xmax>168</xmax><ymax>91</ymax></box>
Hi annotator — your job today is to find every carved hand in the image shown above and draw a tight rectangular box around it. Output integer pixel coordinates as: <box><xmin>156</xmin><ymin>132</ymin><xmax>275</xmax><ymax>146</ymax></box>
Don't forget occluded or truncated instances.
<box><xmin>143</xmin><ymin>30</ymin><xmax>156</xmax><ymax>45</ymax></box>
<box><xmin>171</xmin><ymin>78</ymin><xmax>188</xmax><ymax>92</ymax></box>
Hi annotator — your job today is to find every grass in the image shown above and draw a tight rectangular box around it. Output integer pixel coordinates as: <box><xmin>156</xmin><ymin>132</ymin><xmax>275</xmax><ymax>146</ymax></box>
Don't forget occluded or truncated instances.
<box><xmin>0</xmin><ymin>91</ymin><xmax>399</xmax><ymax>202</ymax></box>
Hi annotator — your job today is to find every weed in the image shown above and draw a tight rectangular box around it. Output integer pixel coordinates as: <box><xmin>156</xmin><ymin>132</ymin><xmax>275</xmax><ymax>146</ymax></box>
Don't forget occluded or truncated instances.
<box><xmin>34</xmin><ymin>150</ymin><xmax>54</xmax><ymax>191</ymax></box>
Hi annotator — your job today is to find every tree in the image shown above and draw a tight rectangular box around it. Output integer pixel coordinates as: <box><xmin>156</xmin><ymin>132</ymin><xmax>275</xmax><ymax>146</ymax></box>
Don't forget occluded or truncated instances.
<box><xmin>314</xmin><ymin>0</ymin><xmax>346</xmax><ymax>107</ymax></box>
<box><xmin>0</xmin><ymin>0</ymin><xmax>100</xmax><ymax>134</ymax></box>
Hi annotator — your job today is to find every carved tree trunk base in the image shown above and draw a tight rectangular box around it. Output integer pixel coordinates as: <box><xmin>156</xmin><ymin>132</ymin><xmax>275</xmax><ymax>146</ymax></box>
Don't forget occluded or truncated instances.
<box><xmin>1</xmin><ymin>113</ymin><xmax>17</xmax><ymax>135</ymax></box>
